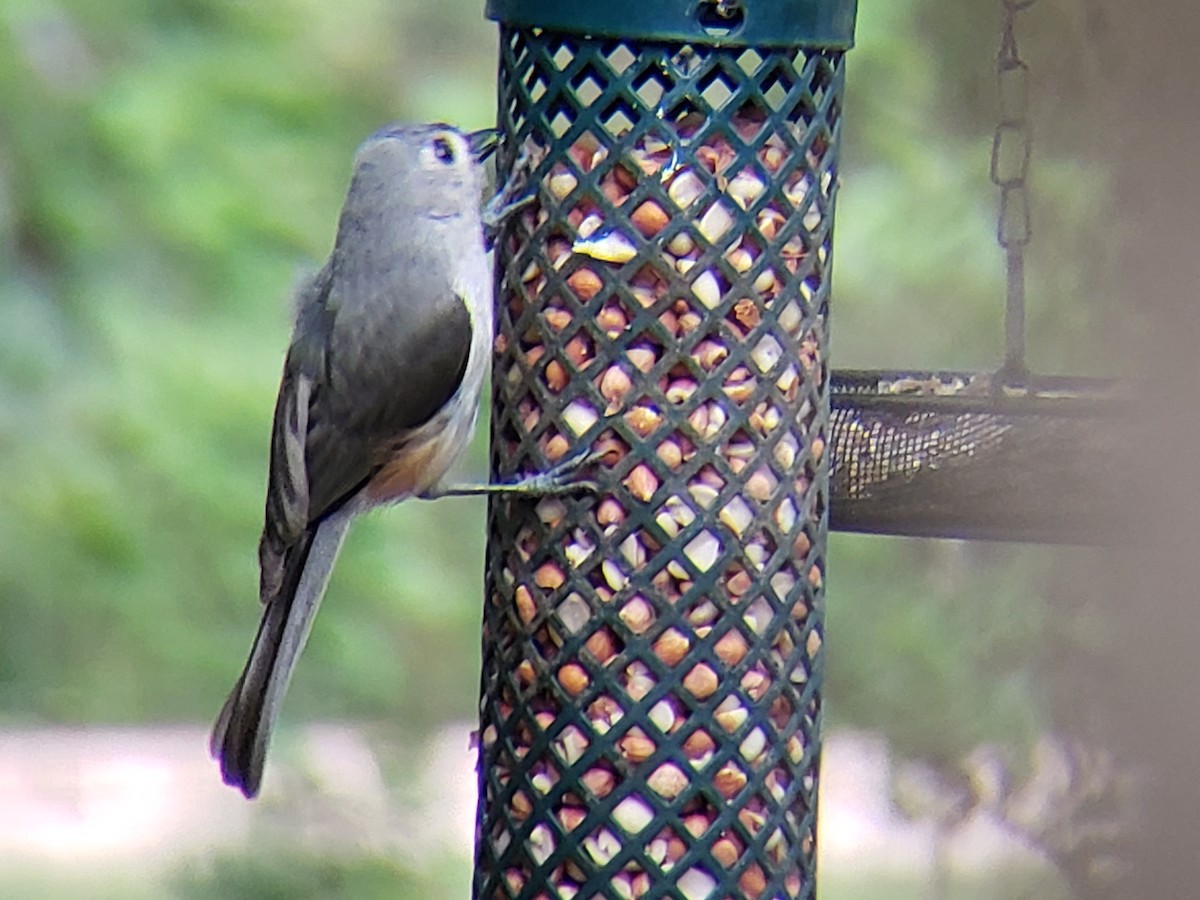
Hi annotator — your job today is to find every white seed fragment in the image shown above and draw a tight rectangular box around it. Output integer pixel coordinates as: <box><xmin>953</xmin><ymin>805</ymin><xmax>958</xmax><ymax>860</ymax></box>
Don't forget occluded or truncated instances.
<box><xmin>655</xmin><ymin>510</ymin><xmax>680</xmax><ymax>539</ymax></box>
<box><xmin>719</xmin><ymin>496</ymin><xmax>755</xmax><ymax>536</ymax></box>
<box><xmin>744</xmin><ymin>596</ymin><xmax>773</xmax><ymax>634</ymax></box>
<box><xmin>602</xmin><ymin>558</ymin><xmax>628</xmax><ymax>591</ymax></box>
<box><xmin>775</xmin><ymin>498</ymin><xmax>797</xmax><ymax>533</ymax></box>
<box><xmin>778</xmin><ymin>300</ymin><xmax>802</xmax><ymax>334</ymax></box>
<box><xmin>678</xmin><ymin>866</ymin><xmax>718</xmax><ymax>900</ymax></box>
<box><xmin>574</xmin><ymin>229</ymin><xmax>638</xmax><ymax>264</ymax></box>
<box><xmin>751</xmin><ymin>335</ymin><xmax>783</xmax><ymax>373</ymax></box>
<box><xmin>612</xmin><ymin>796</ymin><xmax>654</xmax><ymax>834</ymax></box>
<box><xmin>648</xmin><ymin>699</ymin><xmax>676</xmax><ymax>733</ymax></box>
<box><xmin>684</xmin><ymin>530</ymin><xmax>722</xmax><ymax>572</ymax></box>
<box><xmin>549</xmin><ymin>169</ymin><xmax>578</xmax><ymax>199</ymax></box>
<box><xmin>770</xmin><ymin>570</ymin><xmax>797</xmax><ymax>601</ymax></box>
<box><xmin>562</xmin><ymin>399</ymin><xmax>599</xmax><ymax>436</ymax></box>
<box><xmin>727</xmin><ymin>170</ymin><xmax>766</xmax><ymax>210</ymax></box>
<box><xmin>556</xmin><ymin>726</ymin><xmax>589</xmax><ymax>765</ymax></box>
<box><xmin>565</xmin><ymin>539</ymin><xmax>595</xmax><ymax>567</ymax></box>
<box><xmin>739</xmin><ymin>727</ymin><xmax>767</xmax><ymax>762</ymax></box>
<box><xmin>529</xmin><ymin>823</ymin><xmax>555</xmax><ymax>865</ymax></box>
<box><xmin>584</xmin><ymin>828</ymin><xmax>621</xmax><ymax>866</ymax></box>
<box><xmin>557</xmin><ymin>593</ymin><xmax>591</xmax><ymax>633</ymax></box>
<box><xmin>667</xmin><ymin>168</ymin><xmax>705</xmax><ymax>209</ymax></box>
<box><xmin>687</xmin><ymin>600</ymin><xmax>719</xmax><ymax>627</ymax></box>
<box><xmin>697</xmin><ymin>201</ymin><xmax>734</xmax><ymax>244</ymax></box>
<box><xmin>619</xmin><ymin>532</ymin><xmax>646</xmax><ymax>568</ymax></box>
<box><xmin>667</xmin><ymin>230</ymin><xmax>696</xmax><ymax>256</ymax></box>
<box><xmin>691</xmin><ymin>269</ymin><xmax>722</xmax><ymax>309</ymax></box>
<box><xmin>688</xmin><ymin>482</ymin><xmax>719</xmax><ymax>509</ymax></box>
<box><xmin>577</xmin><ymin>212</ymin><xmax>604</xmax><ymax>238</ymax></box>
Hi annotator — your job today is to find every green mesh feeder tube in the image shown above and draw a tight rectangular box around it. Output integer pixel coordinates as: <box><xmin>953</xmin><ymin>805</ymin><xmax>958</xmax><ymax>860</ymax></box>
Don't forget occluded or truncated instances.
<box><xmin>477</xmin><ymin>3</ymin><xmax>855</xmax><ymax>897</ymax></box>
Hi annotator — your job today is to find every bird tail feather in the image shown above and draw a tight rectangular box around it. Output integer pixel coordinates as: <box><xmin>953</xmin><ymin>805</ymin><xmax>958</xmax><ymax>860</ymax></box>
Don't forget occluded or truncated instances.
<box><xmin>210</xmin><ymin>505</ymin><xmax>355</xmax><ymax>798</ymax></box>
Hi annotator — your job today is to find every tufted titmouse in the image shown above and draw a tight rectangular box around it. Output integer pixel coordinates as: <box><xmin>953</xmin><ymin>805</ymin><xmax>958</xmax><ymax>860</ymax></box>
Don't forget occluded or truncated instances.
<box><xmin>211</xmin><ymin>123</ymin><xmax>587</xmax><ymax>798</ymax></box>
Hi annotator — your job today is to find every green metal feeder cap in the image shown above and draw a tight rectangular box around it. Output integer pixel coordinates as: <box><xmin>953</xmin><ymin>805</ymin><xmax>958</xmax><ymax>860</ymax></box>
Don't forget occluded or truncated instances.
<box><xmin>486</xmin><ymin>0</ymin><xmax>857</xmax><ymax>49</ymax></box>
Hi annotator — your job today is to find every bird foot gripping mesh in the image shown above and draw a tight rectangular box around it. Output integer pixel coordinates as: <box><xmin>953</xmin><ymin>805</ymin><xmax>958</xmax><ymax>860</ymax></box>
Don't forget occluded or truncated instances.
<box><xmin>476</xmin><ymin>3</ymin><xmax>856</xmax><ymax>898</ymax></box>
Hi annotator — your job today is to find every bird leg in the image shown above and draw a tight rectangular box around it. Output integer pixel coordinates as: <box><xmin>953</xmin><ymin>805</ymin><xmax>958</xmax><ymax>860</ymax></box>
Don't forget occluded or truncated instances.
<box><xmin>423</xmin><ymin>446</ymin><xmax>605</xmax><ymax>499</ymax></box>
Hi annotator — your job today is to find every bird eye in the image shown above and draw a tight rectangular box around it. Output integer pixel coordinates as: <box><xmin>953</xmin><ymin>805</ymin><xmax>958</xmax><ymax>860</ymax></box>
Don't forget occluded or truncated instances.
<box><xmin>432</xmin><ymin>136</ymin><xmax>455</xmax><ymax>164</ymax></box>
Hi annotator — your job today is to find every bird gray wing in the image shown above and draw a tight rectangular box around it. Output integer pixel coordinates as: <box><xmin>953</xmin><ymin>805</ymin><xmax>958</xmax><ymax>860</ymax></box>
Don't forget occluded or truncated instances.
<box><xmin>259</xmin><ymin>279</ymin><xmax>475</xmax><ymax>596</ymax></box>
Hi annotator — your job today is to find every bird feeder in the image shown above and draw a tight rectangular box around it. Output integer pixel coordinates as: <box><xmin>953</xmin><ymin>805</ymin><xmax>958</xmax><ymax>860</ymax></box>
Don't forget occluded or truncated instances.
<box><xmin>476</xmin><ymin>2</ymin><xmax>856</xmax><ymax>897</ymax></box>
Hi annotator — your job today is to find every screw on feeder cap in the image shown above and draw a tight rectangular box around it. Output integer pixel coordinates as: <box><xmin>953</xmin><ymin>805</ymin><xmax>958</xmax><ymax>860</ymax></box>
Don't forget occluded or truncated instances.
<box><xmin>485</xmin><ymin>0</ymin><xmax>857</xmax><ymax>49</ymax></box>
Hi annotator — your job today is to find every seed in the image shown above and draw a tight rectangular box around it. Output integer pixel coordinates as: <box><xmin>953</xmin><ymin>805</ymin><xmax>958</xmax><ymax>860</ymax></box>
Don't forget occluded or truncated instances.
<box><xmin>745</xmin><ymin>468</ymin><xmax>776</xmax><ymax>501</ymax></box>
<box><xmin>535</xmin><ymin>561</ymin><xmax>566</xmax><ymax>590</ymax></box>
<box><xmin>567</xmin><ymin>267</ymin><xmax>603</xmax><ymax>300</ymax></box>
<box><xmin>683</xmin><ymin>663</ymin><xmax>718</xmax><ymax>699</ymax></box>
<box><xmin>667</xmin><ymin>230</ymin><xmax>696</xmax><ymax>256</ymax></box>
<box><xmin>683</xmin><ymin>729</ymin><xmax>716</xmax><ymax>763</ymax></box>
<box><xmin>558</xmin><ymin>663</ymin><xmax>590</xmax><ymax>696</ymax></box>
<box><xmin>559</xmin><ymin>805</ymin><xmax>587</xmax><ymax>831</ymax></box>
<box><xmin>562</xmin><ymin>399</ymin><xmax>599</xmax><ymax>436</ymax></box>
<box><xmin>665</xmin><ymin>377</ymin><xmax>698</xmax><ymax>404</ymax></box>
<box><xmin>625</xmin><ymin>405</ymin><xmax>663</xmax><ymax>437</ymax></box>
<box><xmin>727</xmin><ymin>569</ymin><xmax>753</xmax><ymax>596</ymax></box>
<box><xmin>656</xmin><ymin>439</ymin><xmax>682</xmax><ymax>469</ymax></box>
<box><xmin>647</xmin><ymin>763</ymin><xmax>689</xmax><ymax>799</ymax></box>
<box><xmin>697</xmin><ymin>201</ymin><xmax>734</xmax><ymax>244</ymax></box>
<box><xmin>667</xmin><ymin>168</ymin><xmax>705</xmax><ymax>209</ymax></box>
<box><xmin>619</xmin><ymin>596</ymin><xmax>654</xmax><ymax>634</ymax></box>
<box><xmin>726</xmin><ymin>245</ymin><xmax>754</xmax><ymax>273</ymax></box>
<box><xmin>597</xmin><ymin>497</ymin><xmax>626</xmax><ymax>526</ymax></box>
<box><xmin>653</xmin><ymin>628</ymin><xmax>690</xmax><ymax>666</ymax></box>
<box><xmin>692</xmin><ymin>339</ymin><xmax>728</xmax><ymax>371</ymax></box>
<box><xmin>601</xmin><ymin>558</ymin><xmax>628</xmax><ymax>591</ymax></box>
<box><xmin>630</xmin><ymin>200</ymin><xmax>669</xmax><ymax>237</ymax></box>
<box><xmin>714</xmin><ymin>629</ymin><xmax>749</xmax><ymax>666</ymax></box>
<box><xmin>727</xmin><ymin>170</ymin><xmax>765</xmax><ymax>210</ymax></box>
<box><xmin>625</xmin><ymin>463</ymin><xmax>659</xmax><ymax>502</ymax></box>
<box><xmin>548</xmin><ymin>169</ymin><xmax>578</xmax><ymax>199</ymax></box>
<box><xmin>677</xmin><ymin>867</ymin><xmax>717</xmax><ymax>900</ymax></box>
<box><xmin>626</xmin><ymin>345</ymin><xmax>657</xmax><ymax>372</ymax></box>
<box><xmin>739</xmin><ymin>863</ymin><xmax>767</xmax><ymax>897</ymax></box>
<box><xmin>612</xmin><ymin>796</ymin><xmax>654</xmax><ymax>834</ymax></box>
<box><xmin>544</xmin><ymin>307</ymin><xmax>572</xmax><ymax>331</ymax></box>
<box><xmin>585</xmin><ymin>628</ymin><xmax>617</xmax><ymax>664</ymax></box>
<box><xmin>719</xmin><ymin>496</ymin><xmax>754</xmax><ymax>536</ymax></box>
<box><xmin>515</xmin><ymin>585</ymin><xmax>536</xmax><ymax>624</ymax></box>
<box><xmin>600</xmin><ymin>365</ymin><xmax>633</xmax><ymax>410</ymax></box>
<box><xmin>648</xmin><ymin>699</ymin><xmax>676</xmax><ymax>733</ymax></box>
<box><xmin>714</xmin><ymin>764</ymin><xmax>748</xmax><ymax>799</ymax></box>
<box><xmin>564</xmin><ymin>334</ymin><xmax>595</xmax><ymax>369</ymax></box>
<box><xmin>712</xmin><ymin>836</ymin><xmax>741</xmax><ymax>867</ymax></box>
<box><xmin>544</xmin><ymin>359</ymin><xmax>568</xmax><ymax>392</ymax></box>
<box><xmin>619</xmin><ymin>729</ymin><xmax>656</xmax><ymax>762</ymax></box>
<box><xmin>684</xmin><ymin>530</ymin><xmax>721</xmax><ymax>572</ymax></box>
<box><xmin>529</xmin><ymin>823</ymin><xmax>555</xmax><ymax>865</ymax></box>
<box><xmin>582</xmin><ymin>766</ymin><xmax>615</xmax><ymax>798</ymax></box>
<box><xmin>584</xmin><ymin>828</ymin><xmax>621</xmax><ymax>866</ymax></box>
<box><xmin>691</xmin><ymin>270</ymin><xmax>722</xmax><ymax>309</ymax></box>
<box><xmin>596</xmin><ymin>303</ymin><xmax>629</xmax><ymax>335</ymax></box>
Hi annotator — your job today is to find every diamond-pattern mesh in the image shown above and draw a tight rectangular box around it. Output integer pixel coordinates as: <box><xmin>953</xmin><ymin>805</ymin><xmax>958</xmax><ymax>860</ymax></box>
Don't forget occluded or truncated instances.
<box><xmin>477</xmin><ymin>28</ymin><xmax>842</xmax><ymax>900</ymax></box>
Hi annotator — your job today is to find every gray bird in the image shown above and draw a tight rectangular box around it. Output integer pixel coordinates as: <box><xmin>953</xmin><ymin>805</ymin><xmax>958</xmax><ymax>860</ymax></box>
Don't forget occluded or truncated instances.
<box><xmin>211</xmin><ymin>123</ymin><xmax>583</xmax><ymax>798</ymax></box>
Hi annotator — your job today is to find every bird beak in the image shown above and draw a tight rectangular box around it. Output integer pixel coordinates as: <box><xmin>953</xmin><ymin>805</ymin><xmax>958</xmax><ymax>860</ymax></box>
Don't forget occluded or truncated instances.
<box><xmin>468</xmin><ymin>128</ymin><xmax>501</xmax><ymax>162</ymax></box>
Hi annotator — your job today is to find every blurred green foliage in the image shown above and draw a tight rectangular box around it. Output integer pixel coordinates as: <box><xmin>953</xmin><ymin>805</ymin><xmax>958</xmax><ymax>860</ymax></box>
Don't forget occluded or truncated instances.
<box><xmin>0</xmin><ymin>0</ymin><xmax>1114</xmax><ymax>893</ymax></box>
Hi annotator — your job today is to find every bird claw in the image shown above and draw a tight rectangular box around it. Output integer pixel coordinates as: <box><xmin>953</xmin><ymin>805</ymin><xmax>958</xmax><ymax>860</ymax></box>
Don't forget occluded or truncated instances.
<box><xmin>507</xmin><ymin>446</ymin><xmax>606</xmax><ymax>496</ymax></box>
<box><xmin>482</xmin><ymin>144</ymin><xmax>538</xmax><ymax>247</ymax></box>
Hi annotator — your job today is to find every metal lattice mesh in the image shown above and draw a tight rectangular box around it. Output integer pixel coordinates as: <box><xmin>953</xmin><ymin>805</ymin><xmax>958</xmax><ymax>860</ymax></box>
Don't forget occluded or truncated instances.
<box><xmin>477</xmin><ymin>27</ymin><xmax>842</xmax><ymax>899</ymax></box>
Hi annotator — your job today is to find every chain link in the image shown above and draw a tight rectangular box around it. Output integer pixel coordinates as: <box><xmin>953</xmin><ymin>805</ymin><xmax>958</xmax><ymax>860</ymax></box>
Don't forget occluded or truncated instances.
<box><xmin>991</xmin><ymin>0</ymin><xmax>1036</xmax><ymax>383</ymax></box>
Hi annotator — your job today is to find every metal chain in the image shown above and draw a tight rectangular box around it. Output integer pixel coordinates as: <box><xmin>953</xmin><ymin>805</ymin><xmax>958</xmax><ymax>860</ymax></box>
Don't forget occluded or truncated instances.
<box><xmin>990</xmin><ymin>0</ymin><xmax>1035</xmax><ymax>384</ymax></box>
